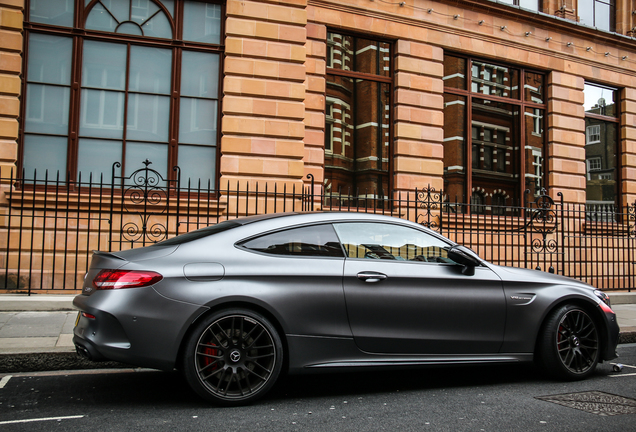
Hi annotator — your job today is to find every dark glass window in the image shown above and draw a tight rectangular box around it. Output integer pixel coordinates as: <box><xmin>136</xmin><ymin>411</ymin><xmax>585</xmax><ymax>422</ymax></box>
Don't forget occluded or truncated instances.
<box><xmin>443</xmin><ymin>54</ymin><xmax>546</xmax><ymax>212</ymax></box>
<box><xmin>325</xmin><ymin>32</ymin><xmax>392</xmax><ymax>205</ymax></box>
<box><xmin>333</xmin><ymin>222</ymin><xmax>453</xmax><ymax>263</ymax></box>
<box><xmin>584</xmin><ymin>82</ymin><xmax>619</xmax><ymax>212</ymax></box>
<box><xmin>22</xmin><ymin>0</ymin><xmax>223</xmax><ymax>187</ymax></box>
<box><xmin>241</xmin><ymin>225</ymin><xmax>345</xmax><ymax>258</ymax></box>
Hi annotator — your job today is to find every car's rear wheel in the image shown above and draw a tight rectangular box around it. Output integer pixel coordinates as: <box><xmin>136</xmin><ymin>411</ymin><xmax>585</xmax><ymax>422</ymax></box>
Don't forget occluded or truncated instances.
<box><xmin>537</xmin><ymin>304</ymin><xmax>600</xmax><ymax>380</ymax></box>
<box><xmin>182</xmin><ymin>308</ymin><xmax>283</xmax><ymax>406</ymax></box>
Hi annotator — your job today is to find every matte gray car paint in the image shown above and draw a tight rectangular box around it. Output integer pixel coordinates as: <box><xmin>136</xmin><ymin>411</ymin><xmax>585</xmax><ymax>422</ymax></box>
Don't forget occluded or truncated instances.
<box><xmin>73</xmin><ymin>212</ymin><xmax>619</xmax><ymax>374</ymax></box>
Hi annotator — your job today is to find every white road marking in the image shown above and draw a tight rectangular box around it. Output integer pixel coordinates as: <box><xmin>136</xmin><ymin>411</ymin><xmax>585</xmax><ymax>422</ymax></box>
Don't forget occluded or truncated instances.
<box><xmin>0</xmin><ymin>375</ymin><xmax>11</xmax><ymax>389</ymax></box>
<box><xmin>610</xmin><ymin>372</ymin><xmax>636</xmax><ymax>378</ymax></box>
<box><xmin>0</xmin><ymin>415</ymin><xmax>84</xmax><ymax>425</ymax></box>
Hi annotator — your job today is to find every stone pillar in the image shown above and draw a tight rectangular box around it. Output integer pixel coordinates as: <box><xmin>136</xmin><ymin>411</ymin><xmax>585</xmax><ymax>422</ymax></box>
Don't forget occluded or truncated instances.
<box><xmin>621</xmin><ymin>87</ymin><xmax>636</xmax><ymax>205</ymax></box>
<box><xmin>0</xmin><ymin>0</ymin><xmax>22</xmax><ymax>181</ymax></box>
<box><xmin>547</xmin><ymin>71</ymin><xmax>586</xmax><ymax>203</ymax></box>
<box><xmin>220</xmin><ymin>0</ymin><xmax>307</xmax><ymax>191</ymax></box>
<box><xmin>393</xmin><ymin>40</ymin><xmax>444</xmax><ymax>194</ymax></box>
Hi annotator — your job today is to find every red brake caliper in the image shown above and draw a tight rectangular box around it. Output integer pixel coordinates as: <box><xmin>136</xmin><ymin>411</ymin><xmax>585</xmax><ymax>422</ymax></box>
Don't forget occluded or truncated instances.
<box><xmin>203</xmin><ymin>343</ymin><xmax>218</xmax><ymax>370</ymax></box>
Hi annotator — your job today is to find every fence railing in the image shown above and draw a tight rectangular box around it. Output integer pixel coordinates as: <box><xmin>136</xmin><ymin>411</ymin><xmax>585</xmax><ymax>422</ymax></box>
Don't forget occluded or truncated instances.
<box><xmin>1</xmin><ymin>163</ymin><xmax>635</xmax><ymax>292</ymax></box>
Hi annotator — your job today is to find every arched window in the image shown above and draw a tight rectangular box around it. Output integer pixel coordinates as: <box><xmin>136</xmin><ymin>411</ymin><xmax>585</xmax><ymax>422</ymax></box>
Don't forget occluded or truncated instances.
<box><xmin>22</xmin><ymin>0</ymin><xmax>224</xmax><ymax>187</ymax></box>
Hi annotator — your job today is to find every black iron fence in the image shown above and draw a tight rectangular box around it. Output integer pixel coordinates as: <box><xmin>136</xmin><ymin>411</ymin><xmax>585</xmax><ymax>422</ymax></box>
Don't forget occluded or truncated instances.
<box><xmin>1</xmin><ymin>162</ymin><xmax>635</xmax><ymax>292</ymax></box>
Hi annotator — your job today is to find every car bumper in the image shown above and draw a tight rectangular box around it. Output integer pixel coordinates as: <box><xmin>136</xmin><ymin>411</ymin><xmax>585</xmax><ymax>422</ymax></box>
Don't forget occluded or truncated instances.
<box><xmin>73</xmin><ymin>287</ymin><xmax>208</xmax><ymax>371</ymax></box>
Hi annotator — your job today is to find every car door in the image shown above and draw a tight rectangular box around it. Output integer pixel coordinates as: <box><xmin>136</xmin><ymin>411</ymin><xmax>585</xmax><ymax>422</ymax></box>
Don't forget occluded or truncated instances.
<box><xmin>333</xmin><ymin>222</ymin><xmax>506</xmax><ymax>355</ymax></box>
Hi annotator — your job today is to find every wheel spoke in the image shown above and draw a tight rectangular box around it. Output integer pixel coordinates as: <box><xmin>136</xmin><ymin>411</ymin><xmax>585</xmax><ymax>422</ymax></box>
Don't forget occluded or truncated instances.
<box><xmin>555</xmin><ymin>309</ymin><xmax>598</xmax><ymax>374</ymax></box>
<box><xmin>194</xmin><ymin>313</ymin><xmax>278</xmax><ymax>402</ymax></box>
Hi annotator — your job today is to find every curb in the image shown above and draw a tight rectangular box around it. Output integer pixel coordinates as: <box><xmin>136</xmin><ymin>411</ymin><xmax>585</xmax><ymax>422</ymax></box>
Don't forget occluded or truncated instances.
<box><xmin>0</xmin><ymin>351</ymin><xmax>131</xmax><ymax>374</ymax></box>
<box><xmin>1</xmin><ymin>333</ymin><xmax>634</xmax><ymax>374</ymax></box>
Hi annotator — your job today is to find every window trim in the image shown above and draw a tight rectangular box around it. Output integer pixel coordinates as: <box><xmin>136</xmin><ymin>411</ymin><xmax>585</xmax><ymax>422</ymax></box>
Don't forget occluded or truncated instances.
<box><xmin>443</xmin><ymin>53</ymin><xmax>547</xmax><ymax>210</ymax></box>
<box><xmin>324</xmin><ymin>29</ymin><xmax>394</xmax><ymax>199</ymax></box>
<box><xmin>19</xmin><ymin>0</ymin><xmax>225</xmax><ymax>188</ymax></box>
<box><xmin>584</xmin><ymin>81</ymin><xmax>621</xmax><ymax>209</ymax></box>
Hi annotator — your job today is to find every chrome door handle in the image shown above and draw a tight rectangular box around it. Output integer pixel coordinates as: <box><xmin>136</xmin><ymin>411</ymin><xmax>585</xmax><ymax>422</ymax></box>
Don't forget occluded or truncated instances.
<box><xmin>357</xmin><ymin>272</ymin><xmax>387</xmax><ymax>283</ymax></box>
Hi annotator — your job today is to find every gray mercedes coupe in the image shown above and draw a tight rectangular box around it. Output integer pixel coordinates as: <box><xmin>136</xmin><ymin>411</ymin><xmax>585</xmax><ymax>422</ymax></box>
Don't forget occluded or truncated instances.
<box><xmin>73</xmin><ymin>212</ymin><xmax>620</xmax><ymax>405</ymax></box>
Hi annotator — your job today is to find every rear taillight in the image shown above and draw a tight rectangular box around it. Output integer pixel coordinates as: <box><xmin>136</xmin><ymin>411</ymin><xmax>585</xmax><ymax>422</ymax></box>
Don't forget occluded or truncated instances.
<box><xmin>92</xmin><ymin>270</ymin><xmax>163</xmax><ymax>290</ymax></box>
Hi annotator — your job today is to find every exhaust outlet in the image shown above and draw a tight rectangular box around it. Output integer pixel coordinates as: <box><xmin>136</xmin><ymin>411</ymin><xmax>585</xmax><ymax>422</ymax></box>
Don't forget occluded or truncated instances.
<box><xmin>75</xmin><ymin>344</ymin><xmax>92</xmax><ymax>360</ymax></box>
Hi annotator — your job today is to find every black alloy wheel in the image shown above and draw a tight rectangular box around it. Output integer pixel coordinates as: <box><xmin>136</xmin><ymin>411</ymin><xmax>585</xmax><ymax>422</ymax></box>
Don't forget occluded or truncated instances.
<box><xmin>537</xmin><ymin>304</ymin><xmax>600</xmax><ymax>379</ymax></box>
<box><xmin>183</xmin><ymin>309</ymin><xmax>283</xmax><ymax>405</ymax></box>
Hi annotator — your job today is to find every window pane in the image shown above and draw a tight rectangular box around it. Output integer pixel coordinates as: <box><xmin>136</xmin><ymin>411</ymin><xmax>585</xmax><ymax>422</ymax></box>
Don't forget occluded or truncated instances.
<box><xmin>125</xmin><ymin>142</ymin><xmax>168</xmax><ymax>181</ymax></box>
<box><xmin>524</xmin><ymin>71</ymin><xmax>544</xmax><ymax>104</ymax></box>
<box><xmin>578</xmin><ymin>0</ymin><xmax>594</xmax><ymax>27</ymax></box>
<box><xmin>129</xmin><ymin>46</ymin><xmax>172</xmax><ymax>94</ymax></box>
<box><xmin>518</xmin><ymin>0</ymin><xmax>539</xmax><ymax>11</ymax></box>
<box><xmin>80</xmin><ymin>89</ymin><xmax>125</xmax><ymax>139</ymax></box>
<box><xmin>183</xmin><ymin>1</ymin><xmax>221</xmax><ymax>44</ymax></box>
<box><xmin>472</xmin><ymin>99</ymin><xmax>520</xmax><ymax>204</ymax></box>
<box><xmin>25</xmin><ymin>84</ymin><xmax>70</xmax><ymax>135</ymax></box>
<box><xmin>178</xmin><ymin>144</ymin><xmax>216</xmax><ymax>187</ymax></box>
<box><xmin>325</xmin><ymin>73</ymin><xmax>389</xmax><ymax>199</ymax></box>
<box><xmin>130</xmin><ymin>0</ymin><xmax>160</xmax><ymax>24</ymax></box>
<box><xmin>584</xmin><ymin>83</ymin><xmax>617</xmax><ymax>117</ymax></box>
<box><xmin>181</xmin><ymin>51</ymin><xmax>219</xmax><ymax>98</ymax></box>
<box><xmin>85</xmin><ymin>2</ymin><xmax>119</xmax><ymax>33</ymax></box>
<box><xmin>443</xmin><ymin>55</ymin><xmax>466</xmax><ymax>90</ymax></box>
<box><xmin>77</xmin><ymin>138</ymin><xmax>122</xmax><ymax>183</ymax></box>
<box><xmin>82</xmin><ymin>41</ymin><xmax>127</xmax><ymax>90</ymax></box>
<box><xmin>471</xmin><ymin>61</ymin><xmax>519</xmax><ymax>99</ymax></box>
<box><xmin>27</xmin><ymin>34</ymin><xmax>72</xmax><ymax>85</ymax></box>
<box><xmin>443</xmin><ymin>94</ymin><xmax>466</xmax><ymax>204</ymax></box>
<box><xmin>179</xmin><ymin>98</ymin><xmax>217</xmax><ymax>145</ymax></box>
<box><xmin>140</xmin><ymin>9</ymin><xmax>173</xmax><ymax>39</ymax></box>
<box><xmin>585</xmin><ymin>119</ymin><xmax>617</xmax><ymax>206</ymax></box>
<box><xmin>333</xmin><ymin>222</ymin><xmax>449</xmax><ymax>261</ymax></box>
<box><xmin>524</xmin><ymin>107</ymin><xmax>544</xmax><ymax>196</ymax></box>
<box><xmin>241</xmin><ymin>225</ymin><xmax>345</xmax><ymax>257</ymax></box>
<box><xmin>327</xmin><ymin>33</ymin><xmax>390</xmax><ymax>77</ymax></box>
<box><xmin>117</xmin><ymin>22</ymin><xmax>144</xmax><ymax>36</ymax></box>
<box><xmin>595</xmin><ymin>2</ymin><xmax>611</xmax><ymax>32</ymax></box>
<box><xmin>23</xmin><ymin>135</ymin><xmax>68</xmax><ymax>180</ymax></box>
<box><xmin>127</xmin><ymin>94</ymin><xmax>170</xmax><ymax>142</ymax></box>
<box><xmin>30</xmin><ymin>0</ymin><xmax>74</xmax><ymax>27</ymax></box>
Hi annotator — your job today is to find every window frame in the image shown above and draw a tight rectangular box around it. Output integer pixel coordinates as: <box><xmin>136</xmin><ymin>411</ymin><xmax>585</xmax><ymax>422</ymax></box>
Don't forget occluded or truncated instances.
<box><xmin>578</xmin><ymin>0</ymin><xmax>616</xmax><ymax>33</ymax></box>
<box><xmin>19</xmin><ymin>0</ymin><xmax>225</xmax><ymax>188</ymax></box>
<box><xmin>443</xmin><ymin>53</ymin><xmax>547</xmax><ymax>211</ymax></box>
<box><xmin>584</xmin><ymin>81</ymin><xmax>621</xmax><ymax>208</ymax></box>
<box><xmin>238</xmin><ymin>224</ymin><xmax>346</xmax><ymax>259</ymax></box>
<box><xmin>324</xmin><ymin>30</ymin><xmax>394</xmax><ymax>200</ymax></box>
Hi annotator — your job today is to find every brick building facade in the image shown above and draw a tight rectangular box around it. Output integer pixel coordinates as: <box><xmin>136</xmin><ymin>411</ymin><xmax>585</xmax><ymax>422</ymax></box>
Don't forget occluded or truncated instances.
<box><xmin>1</xmin><ymin>0</ymin><xmax>636</xmax><ymax>291</ymax></box>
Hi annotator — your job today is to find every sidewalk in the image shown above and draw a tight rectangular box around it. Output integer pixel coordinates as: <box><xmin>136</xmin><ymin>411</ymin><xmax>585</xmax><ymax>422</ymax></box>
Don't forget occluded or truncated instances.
<box><xmin>0</xmin><ymin>293</ymin><xmax>635</xmax><ymax>373</ymax></box>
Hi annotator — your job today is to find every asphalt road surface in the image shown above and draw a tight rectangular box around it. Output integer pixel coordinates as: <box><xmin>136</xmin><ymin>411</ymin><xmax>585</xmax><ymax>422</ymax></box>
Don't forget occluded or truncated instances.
<box><xmin>1</xmin><ymin>344</ymin><xmax>635</xmax><ymax>431</ymax></box>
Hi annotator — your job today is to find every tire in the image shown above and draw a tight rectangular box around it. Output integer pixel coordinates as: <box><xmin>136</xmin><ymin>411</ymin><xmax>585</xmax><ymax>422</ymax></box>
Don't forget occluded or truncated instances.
<box><xmin>536</xmin><ymin>304</ymin><xmax>600</xmax><ymax>380</ymax></box>
<box><xmin>182</xmin><ymin>308</ymin><xmax>284</xmax><ymax>406</ymax></box>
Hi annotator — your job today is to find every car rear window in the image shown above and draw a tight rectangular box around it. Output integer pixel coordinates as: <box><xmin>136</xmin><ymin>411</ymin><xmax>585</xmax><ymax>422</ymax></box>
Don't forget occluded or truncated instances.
<box><xmin>158</xmin><ymin>220</ymin><xmax>242</xmax><ymax>245</ymax></box>
<box><xmin>240</xmin><ymin>224</ymin><xmax>345</xmax><ymax>258</ymax></box>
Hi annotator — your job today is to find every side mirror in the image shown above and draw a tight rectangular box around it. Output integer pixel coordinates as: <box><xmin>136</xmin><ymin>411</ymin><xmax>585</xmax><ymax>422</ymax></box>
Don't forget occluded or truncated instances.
<box><xmin>447</xmin><ymin>246</ymin><xmax>480</xmax><ymax>276</ymax></box>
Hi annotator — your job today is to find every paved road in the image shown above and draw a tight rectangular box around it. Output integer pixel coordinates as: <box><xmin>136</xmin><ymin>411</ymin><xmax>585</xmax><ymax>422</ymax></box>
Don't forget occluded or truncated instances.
<box><xmin>1</xmin><ymin>344</ymin><xmax>635</xmax><ymax>431</ymax></box>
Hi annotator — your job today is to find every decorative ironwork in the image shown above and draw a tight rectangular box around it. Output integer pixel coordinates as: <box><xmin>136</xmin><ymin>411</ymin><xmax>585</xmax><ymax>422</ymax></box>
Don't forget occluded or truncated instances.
<box><xmin>416</xmin><ymin>186</ymin><xmax>443</xmax><ymax>229</ymax></box>
<box><xmin>525</xmin><ymin>190</ymin><xmax>561</xmax><ymax>255</ymax></box>
<box><xmin>112</xmin><ymin>160</ymin><xmax>178</xmax><ymax>247</ymax></box>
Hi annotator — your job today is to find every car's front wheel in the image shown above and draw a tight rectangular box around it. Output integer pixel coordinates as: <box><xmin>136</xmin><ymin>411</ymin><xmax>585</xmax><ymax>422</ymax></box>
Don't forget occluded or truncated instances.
<box><xmin>536</xmin><ymin>304</ymin><xmax>600</xmax><ymax>380</ymax></box>
<box><xmin>182</xmin><ymin>308</ymin><xmax>283</xmax><ymax>406</ymax></box>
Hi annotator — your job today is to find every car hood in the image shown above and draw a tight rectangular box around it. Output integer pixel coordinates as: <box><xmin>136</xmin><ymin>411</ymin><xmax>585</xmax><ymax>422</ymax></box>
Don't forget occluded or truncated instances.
<box><xmin>488</xmin><ymin>264</ymin><xmax>596</xmax><ymax>291</ymax></box>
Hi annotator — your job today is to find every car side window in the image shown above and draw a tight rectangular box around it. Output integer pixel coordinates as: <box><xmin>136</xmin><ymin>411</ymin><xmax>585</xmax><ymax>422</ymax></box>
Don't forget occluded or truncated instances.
<box><xmin>332</xmin><ymin>222</ymin><xmax>453</xmax><ymax>263</ymax></box>
<box><xmin>240</xmin><ymin>224</ymin><xmax>345</xmax><ymax>258</ymax></box>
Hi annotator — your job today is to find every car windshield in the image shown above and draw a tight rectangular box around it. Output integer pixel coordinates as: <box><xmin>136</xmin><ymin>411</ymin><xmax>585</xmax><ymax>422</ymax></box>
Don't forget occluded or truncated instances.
<box><xmin>157</xmin><ymin>220</ymin><xmax>242</xmax><ymax>246</ymax></box>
